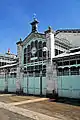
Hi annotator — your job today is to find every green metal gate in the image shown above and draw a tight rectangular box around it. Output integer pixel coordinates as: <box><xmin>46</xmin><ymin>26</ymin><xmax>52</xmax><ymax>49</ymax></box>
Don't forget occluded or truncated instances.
<box><xmin>23</xmin><ymin>74</ymin><xmax>46</xmax><ymax>95</ymax></box>
<box><xmin>8</xmin><ymin>74</ymin><xmax>16</xmax><ymax>92</ymax></box>
<box><xmin>58</xmin><ymin>75</ymin><xmax>80</xmax><ymax>98</ymax></box>
<box><xmin>0</xmin><ymin>73</ymin><xmax>5</xmax><ymax>91</ymax></box>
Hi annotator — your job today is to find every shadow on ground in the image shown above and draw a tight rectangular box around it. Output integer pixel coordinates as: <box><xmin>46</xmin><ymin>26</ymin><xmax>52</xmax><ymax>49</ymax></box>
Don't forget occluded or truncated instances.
<box><xmin>51</xmin><ymin>97</ymin><xmax>80</xmax><ymax>106</ymax></box>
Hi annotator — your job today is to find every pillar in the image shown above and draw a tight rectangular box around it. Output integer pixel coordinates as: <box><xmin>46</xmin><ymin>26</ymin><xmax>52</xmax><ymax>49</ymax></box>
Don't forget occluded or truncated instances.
<box><xmin>16</xmin><ymin>38</ymin><xmax>23</xmax><ymax>92</ymax></box>
<box><xmin>45</xmin><ymin>27</ymin><xmax>57</xmax><ymax>97</ymax></box>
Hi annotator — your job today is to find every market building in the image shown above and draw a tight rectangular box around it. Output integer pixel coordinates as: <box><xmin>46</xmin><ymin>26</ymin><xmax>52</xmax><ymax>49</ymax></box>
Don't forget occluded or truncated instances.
<box><xmin>16</xmin><ymin>18</ymin><xmax>72</xmax><ymax>95</ymax></box>
<box><xmin>0</xmin><ymin>49</ymin><xmax>17</xmax><ymax>92</ymax></box>
<box><xmin>52</xmin><ymin>47</ymin><xmax>80</xmax><ymax>98</ymax></box>
<box><xmin>0</xmin><ymin>17</ymin><xmax>80</xmax><ymax>98</ymax></box>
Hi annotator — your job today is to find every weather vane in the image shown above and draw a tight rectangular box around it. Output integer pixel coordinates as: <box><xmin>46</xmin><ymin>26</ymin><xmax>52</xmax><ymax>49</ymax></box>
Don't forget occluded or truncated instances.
<box><xmin>33</xmin><ymin>13</ymin><xmax>36</xmax><ymax>20</ymax></box>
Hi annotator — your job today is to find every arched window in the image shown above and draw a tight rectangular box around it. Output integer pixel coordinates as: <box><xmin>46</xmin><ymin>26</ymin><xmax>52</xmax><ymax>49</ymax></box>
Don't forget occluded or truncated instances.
<box><xmin>39</xmin><ymin>41</ymin><xmax>42</xmax><ymax>49</ymax></box>
<box><xmin>35</xmin><ymin>51</ymin><xmax>38</xmax><ymax>57</ymax></box>
<box><xmin>24</xmin><ymin>48</ymin><xmax>27</xmax><ymax>54</ymax></box>
<box><xmin>35</xmin><ymin>40</ymin><xmax>38</xmax><ymax>48</ymax></box>
<box><xmin>39</xmin><ymin>49</ymin><xmax>42</xmax><ymax>60</ymax></box>
<box><xmin>57</xmin><ymin>68</ymin><xmax>63</xmax><ymax>76</ymax></box>
<box><xmin>27</xmin><ymin>45</ymin><xmax>30</xmax><ymax>52</ymax></box>
<box><xmin>27</xmin><ymin>56</ymin><xmax>30</xmax><ymax>63</ymax></box>
<box><xmin>43</xmin><ymin>51</ymin><xmax>46</xmax><ymax>59</ymax></box>
<box><xmin>43</xmin><ymin>42</ymin><xmax>46</xmax><ymax>47</ymax></box>
<box><xmin>24</xmin><ymin>48</ymin><xmax>27</xmax><ymax>64</ymax></box>
<box><xmin>31</xmin><ymin>41</ymin><xmax>35</xmax><ymax>48</ymax></box>
<box><xmin>55</xmin><ymin>49</ymin><xmax>58</xmax><ymax>56</ymax></box>
<box><xmin>70</xmin><ymin>67</ymin><xmax>77</xmax><ymax>75</ymax></box>
<box><xmin>63</xmin><ymin>67</ymin><xmax>69</xmax><ymax>76</ymax></box>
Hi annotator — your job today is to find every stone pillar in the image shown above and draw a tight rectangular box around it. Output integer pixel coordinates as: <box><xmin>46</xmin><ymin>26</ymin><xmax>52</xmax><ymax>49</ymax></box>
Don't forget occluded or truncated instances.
<box><xmin>45</xmin><ymin>26</ymin><xmax>55</xmax><ymax>63</ymax></box>
<box><xmin>45</xmin><ymin>27</ymin><xmax>57</xmax><ymax>97</ymax></box>
<box><xmin>16</xmin><ymin>39</ymin><xmax>23</xmax><ymax>92</ymax></box>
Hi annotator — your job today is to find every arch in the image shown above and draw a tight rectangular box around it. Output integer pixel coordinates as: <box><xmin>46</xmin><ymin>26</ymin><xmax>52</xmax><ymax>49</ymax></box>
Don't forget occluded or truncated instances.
<box><xmin>70</xmin><ymin>66</ymin><xmax>78</xmax><ymax>75</ymax></box>
<box><xmin>76</xmin><ymin>66</ymin><xmax>80</xmax><ymax>75</ymax></box>
<box><xmin>24</xmin><ymin>48</ymin><xmax>27</xmax><ymax>64</ymax></box>
<box><xmin>31</xmin><ymin>41</ymin><xmax>35</xmax><ymax>48</ymax></box>
<box><xmin>39</xmin><ymin>49</ymin><xmax>42</xmax><ymax>60</ymax></box>
<box><xmin>27</xmin><ymin>45</ymin><xmax>30</xmax><ymax>52</ymax></box>
<box><xmin>57</xmin><ymin>68</ymin><xmax>63</xmax><ymax>76</ymax></box>
<box><xmin>43</xmin><ymin>42</ymin><xmax>46</xmax><ymax>47</ymax></box>
<box><xmin>35</xmin><ymin>40</ymin><xmax>38</xmax><ymax>48</ymax></box>
<box><xmin>39</xmin><ymin>41</ymin><xmax>42</xmax><ymax>49</ymax></box>
<box><xmin>63</xmin><ymin>67</ymin><xmax>69</xmax><ymax>76</ymax></box>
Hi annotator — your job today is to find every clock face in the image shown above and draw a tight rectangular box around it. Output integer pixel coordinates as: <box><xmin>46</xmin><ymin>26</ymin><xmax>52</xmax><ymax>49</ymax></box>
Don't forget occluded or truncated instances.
<box><xmin>31</xmin><ymin>47</ymin><xmax>37</xmax><ymax>56</ymax></box>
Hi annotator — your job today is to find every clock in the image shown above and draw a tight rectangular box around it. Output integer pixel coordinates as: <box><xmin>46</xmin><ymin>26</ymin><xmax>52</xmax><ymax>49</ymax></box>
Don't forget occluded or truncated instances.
<box><xmin>31</xmin><ymin>47</ymin><xmax>37</xmax><ymax>56</ymax></box>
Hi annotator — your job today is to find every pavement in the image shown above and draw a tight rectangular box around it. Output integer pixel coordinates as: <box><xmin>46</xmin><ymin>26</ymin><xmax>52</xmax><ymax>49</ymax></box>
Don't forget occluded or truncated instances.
<box><xmin>8</xmin><ymin>97</ymin><xmax>49</xmax><ymax>105</ymax></box>
<box><xmin>0</xmin><ymin>94</ymin><xmax>64</xmax><ymax>120</ymax></box>
<box><xmin>0</xmin><ymin>94</ymin><xmax>79</xmax><ymax>120</ymax></box>
<box><xmin>0</xmin><ymin>97</ymin><xmax>66</xmax><ymax>120</ymax></box>
<box><xmin>0</xmin><ymin>108</ymin><xmax>33</xmax><ymax>120</ymax></box>
<box><xmin>0</xmin><ymin>101</ymin><xmax>61</xmax><ymax>120</ymax></box>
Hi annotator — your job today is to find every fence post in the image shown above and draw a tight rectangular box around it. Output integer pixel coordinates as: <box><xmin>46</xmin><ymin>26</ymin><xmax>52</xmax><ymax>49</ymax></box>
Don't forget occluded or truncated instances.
<box><xmin>40</xmin><ymin>71</ymin><xmax>42</xmax><ymax>96</ymax></box>
<box><xmin>27</xmin><ymin>72</ymin><xmax>29</xmax><ymax>94</ymax></box>
<box><xmin>5</xmin><ymin>69</ymin><xmax>8</xmax><ymax>93</ymax></box>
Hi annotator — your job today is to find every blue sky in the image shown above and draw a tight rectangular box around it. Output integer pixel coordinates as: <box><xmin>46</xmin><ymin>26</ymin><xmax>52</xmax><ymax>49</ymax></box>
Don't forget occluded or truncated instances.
<box><xmin>0</xmin><ymin>0</ymin><xmax>80</xmax><ymax>54</ymax></box>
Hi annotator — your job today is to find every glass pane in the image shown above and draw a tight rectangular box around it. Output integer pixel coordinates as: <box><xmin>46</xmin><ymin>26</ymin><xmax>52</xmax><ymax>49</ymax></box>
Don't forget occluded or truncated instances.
<box><xmin>35</xmin><ymin>40</ymin><xmax>38</xmax><ymax>48</ymax></box>
<box><xmin>39</xmin><ymin>41</ymin><xmax>42</xmax><ymax>48</ymax></box>
<box><xmin>43</xmin><ymin>42</ymin><xmax>46</xmax><ymax>47</ymax></box>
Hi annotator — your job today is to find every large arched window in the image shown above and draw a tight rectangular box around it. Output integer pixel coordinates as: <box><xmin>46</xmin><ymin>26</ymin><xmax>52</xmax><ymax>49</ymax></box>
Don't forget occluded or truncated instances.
<box><xmin>39</xmin><ymin>49</ymin><xmax>42</xmax><ymax>61</ymax></box>
<box><xmin>39</xmin><ymin>49</ymin><xmax>42</xmax><ymax>57</ymax></box>
<box><xmin>35</xmin><ymin>40</ymin><xmax>38</xmax><ymax>49</ymax></box>
<box><xmin>31</xmin><ymin>41</ymin><xmax>35</xmax><ymax>48</ymax></box>
<box><xmin>27</xmin><ymin>45</ymin><xmax>30</xmax><ymax>52</ymax></box>
<box><xmin>43</xmin><ymin>42</ymin><xmax>46</xmax><ymax>47</ymax></box>
<box><xmin>39</xmin><ymin>41</ymin><xmax>42</xmax><ymax>49</ymax></box>
<box><xmin>24</xmin><ymin>48</ymin><xmax>27</xmax><ymax>54</ymax></box>
<box><xmin>24</xmin><ymin>48</ymin><xmax>27</xmax><ymax>64</ymax></box>
<box><xmin>43</xmin><ymin>51</ymin><xmax>46</xmax><ymax>60</ymax></box>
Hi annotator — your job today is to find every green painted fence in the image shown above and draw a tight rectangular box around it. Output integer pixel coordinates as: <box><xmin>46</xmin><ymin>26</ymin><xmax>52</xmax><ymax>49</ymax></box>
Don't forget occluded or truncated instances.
<box><xmin>0</xmin><ymin>75</ymin><xmax>5</xmax><ymax>91</ymax></box>
<box><xmin>8</xmin><ymin>76</ymin><xmax>16</xmax><ymax>92</ymax></box>
<box><xmin>0</xmin><ymin>74</ymin><xmax>46</xmax><ymax>95</ymax></box>
<box><xmin>23</xmin><ymin>76</ymin><xmax>46</xmax><ymax>95</ymax></box>
<box><xmin>58</xmin><ymin>75</ymin><xmax>80</xmax><ymax>98</ymax></box>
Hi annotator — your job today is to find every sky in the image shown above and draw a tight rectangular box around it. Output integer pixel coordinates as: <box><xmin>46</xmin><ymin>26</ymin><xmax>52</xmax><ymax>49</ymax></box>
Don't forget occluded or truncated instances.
<box><xmin>0</xmin><ymin>0</ymin><xmax>80</xmax><ymax>54</ymax></box>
